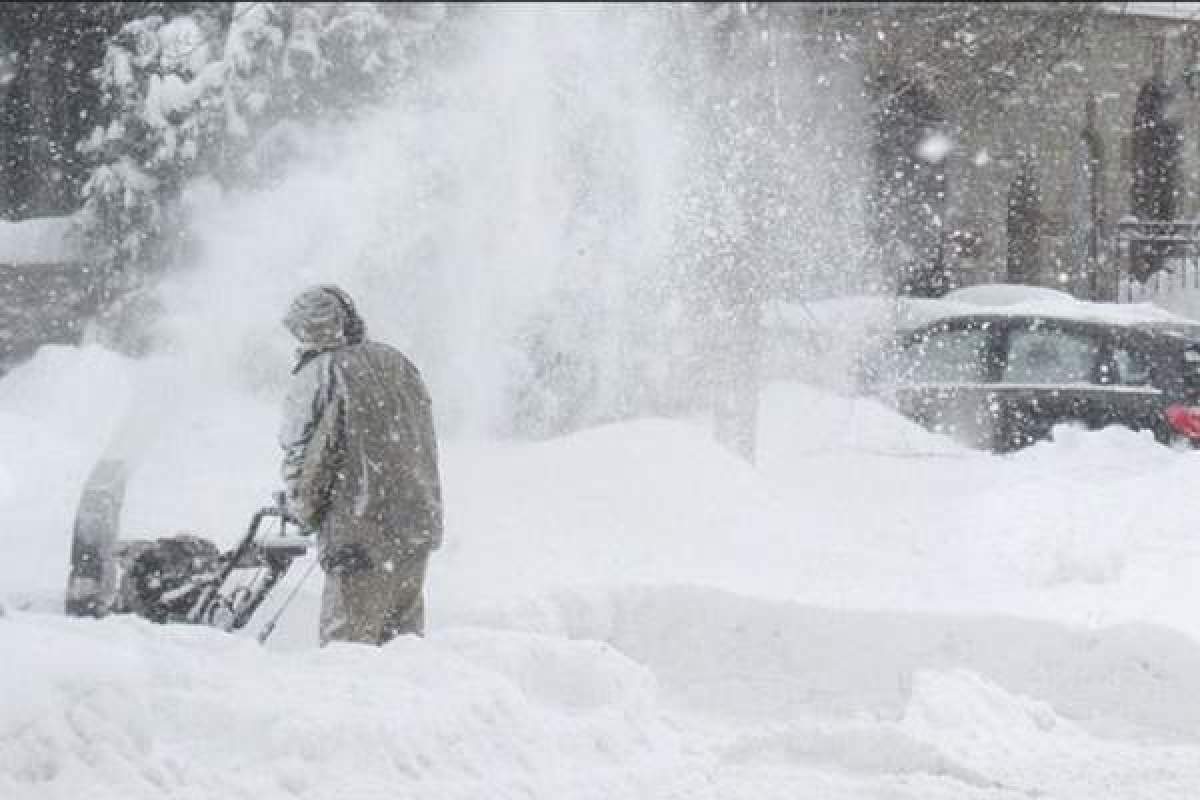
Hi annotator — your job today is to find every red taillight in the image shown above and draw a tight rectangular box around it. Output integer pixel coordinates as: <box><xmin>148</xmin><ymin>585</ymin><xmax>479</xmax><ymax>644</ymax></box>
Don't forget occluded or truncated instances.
<box><xmin>1166</xmin><ymin>404</ymin><xmax>1200</xmax><ymax>439</ymax></box>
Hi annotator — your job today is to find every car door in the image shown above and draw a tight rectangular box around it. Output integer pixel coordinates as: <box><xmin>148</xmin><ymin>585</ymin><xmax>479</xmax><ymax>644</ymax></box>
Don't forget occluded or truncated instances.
<box><xmin>888</xmin><ymin>317</ymin><xmax>1002</xmax><ymax>449</ymax></box>
<box><xmin>992</xmin><ymin>318</ymin><xmax>1107</xmax><ymax>450</ymax></box>
<box><xmin>1091</xmin><ymin>330</ymin><xmax>1171</xmax><ymax>440</ymax></box>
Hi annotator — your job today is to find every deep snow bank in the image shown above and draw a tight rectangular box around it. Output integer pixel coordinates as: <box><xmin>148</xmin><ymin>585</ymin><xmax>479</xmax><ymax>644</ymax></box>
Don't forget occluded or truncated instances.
<box><xmin>7</xmin><ymin>588</ymin><xmax>1200</xmax><ymax>800</ymax></box>
<box><xmin>497</xmin><ymin>584</ymin><xmax>1200</xmax><ymax>742</ymax></box>
<box><xmin>0</xmin><ymin>611</ymin><xmax>696</xmax><ymax>800</ymax></box>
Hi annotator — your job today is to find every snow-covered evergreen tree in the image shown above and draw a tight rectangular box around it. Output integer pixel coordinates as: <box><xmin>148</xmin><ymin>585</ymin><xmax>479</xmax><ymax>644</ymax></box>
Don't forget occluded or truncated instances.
<box><xmin>76</xmin><ymin>10</ymin><xmax>226</xmax><ymax>286</ymax></box>
<box><xmin>74</xmin><ymin>2</ymin><xmax>446</xmax><ymax>355</ymax></box>
<box><xmin>78</xmin><ymin>2</ymin><xmax>447</xmax><ymax>282</ymax></box>
<box><xmin>221</xmin><ymin>2</ymin><xmax>445</xmax><ymax>186</ymax></box>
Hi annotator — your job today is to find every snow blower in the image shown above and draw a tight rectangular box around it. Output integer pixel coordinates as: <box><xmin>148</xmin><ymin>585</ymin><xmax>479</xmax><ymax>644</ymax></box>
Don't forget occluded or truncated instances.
<box><xmin>65</xmin><ymin>458</ymin><xmax>315</xmax><ymax>636</ymax></box>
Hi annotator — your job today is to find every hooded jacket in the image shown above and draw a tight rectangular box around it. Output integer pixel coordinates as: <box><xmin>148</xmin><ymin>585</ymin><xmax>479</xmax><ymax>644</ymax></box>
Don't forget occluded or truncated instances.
<box><xmin>279</xmin><ymin>286</ymin><xmax>443</xmax><ymax>566</ymax></box>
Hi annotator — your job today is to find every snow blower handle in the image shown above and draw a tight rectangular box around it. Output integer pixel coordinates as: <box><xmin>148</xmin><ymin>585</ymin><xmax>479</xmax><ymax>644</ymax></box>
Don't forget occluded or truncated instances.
<box><xmin>272</xmin><ymin>490</ymin><xmax>312</xmax><ymax>534</ymax></box>
<box><xmin>187</xmin><ymin>497</ymin><xmax>316</xmax><ymax>628</ymax></box>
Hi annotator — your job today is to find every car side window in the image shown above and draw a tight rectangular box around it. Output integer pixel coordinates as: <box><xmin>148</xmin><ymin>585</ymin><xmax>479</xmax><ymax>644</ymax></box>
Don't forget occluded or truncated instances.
<box><xmin>900</xmin><ymin>327</ymin><xmax>991</xmax><ymax>384</ymax></box>
<box><xmin>1003</xmin><ymin>328</ymin><xmax>1097</xmax><ymax>385</ymax></box>
<box><xmin>1111</xmin><ymin>345</ymin><xmax>1152</xmax><ymax>387</ymax></box>
<box><xmin>1183</xmin><ymin>345</ymin><xmax>1200</xmax><ymax>400</ymax></box>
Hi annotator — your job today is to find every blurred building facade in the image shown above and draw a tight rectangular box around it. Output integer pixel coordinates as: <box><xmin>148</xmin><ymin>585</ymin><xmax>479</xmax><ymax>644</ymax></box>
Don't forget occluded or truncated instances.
<box><xmin>776</xmin><ymin>2</ymin><xmax>1200</xmax><ymax>301</ymax></box>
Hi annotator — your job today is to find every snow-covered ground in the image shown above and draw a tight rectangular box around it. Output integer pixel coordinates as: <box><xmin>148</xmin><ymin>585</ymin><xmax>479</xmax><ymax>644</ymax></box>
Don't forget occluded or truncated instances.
<box><xmin>4</xmin><ymin>344</ymin><xmax>1200</xmax><ymax>799</ymax></box>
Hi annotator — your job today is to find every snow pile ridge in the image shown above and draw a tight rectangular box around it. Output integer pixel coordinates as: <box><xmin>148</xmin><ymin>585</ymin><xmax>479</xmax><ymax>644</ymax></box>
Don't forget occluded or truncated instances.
<box><xmin>0</xmin><ymin>613</ymin><xmax>692</xmax><ymax>800</ymax></box>
<box><xmin>904</xmin><ymin>669</ymin><xmax>1072</xmax><ymax>746</ymax></box>
<box><xmin>944</xmin><ymin>283</ymin><xmax>1197</xmax><ymax>329</ymax></box>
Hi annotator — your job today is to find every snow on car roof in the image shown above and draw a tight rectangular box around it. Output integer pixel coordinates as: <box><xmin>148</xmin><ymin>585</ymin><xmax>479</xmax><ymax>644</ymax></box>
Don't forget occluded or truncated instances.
<box><xmin>940</xmin><ymin>284</ymin><xmax>1200</xmax><ymax>331</ymax></box>
<box><xmin>764</xmin><ymin>284</ymin><xmax>1200</xmax><ymax>338</ymax></box>
<box><xmin>1101</xmin><ymin>2</ymin><xmax>1200</xmax><ymax>21</ymax></box>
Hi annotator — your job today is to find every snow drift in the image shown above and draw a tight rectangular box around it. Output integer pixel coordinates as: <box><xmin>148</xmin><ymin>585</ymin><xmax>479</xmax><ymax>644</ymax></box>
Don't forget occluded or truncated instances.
<box><xmin>5</xmin><ymin>338</ymin><xmax>1200</xmax><ymax>797</ymax></box>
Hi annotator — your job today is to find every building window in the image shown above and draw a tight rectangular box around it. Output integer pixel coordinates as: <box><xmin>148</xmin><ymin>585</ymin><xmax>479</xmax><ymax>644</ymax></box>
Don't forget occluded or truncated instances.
<box><xmin>1069</xmin><ymin>98</ymin><xmax>1105</xmax><ymax>299</ymax></box>
<box><xmin>1129</xmin><ymin>77</ymin><xmax>1183</xmax><ymax>280</ymax></box>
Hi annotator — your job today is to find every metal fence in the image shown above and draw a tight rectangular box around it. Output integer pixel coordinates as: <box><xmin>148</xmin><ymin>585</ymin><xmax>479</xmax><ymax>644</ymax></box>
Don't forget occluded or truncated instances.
<box><xmin>1113</xmin><ymin>219</ymin><xmax>1200</xmax><ymax>303</ymax></box>
<box><xmin>1119</xmin><ymin>259</ymin><xmax>1200</xmax><ymax>302</ymax></box>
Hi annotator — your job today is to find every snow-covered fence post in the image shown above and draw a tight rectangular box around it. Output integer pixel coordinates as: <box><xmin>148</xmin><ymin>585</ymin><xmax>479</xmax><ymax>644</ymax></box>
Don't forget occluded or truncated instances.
<box><xmin>676</xmin><ymin>2</ymin><xmax>777</xmax><ymax>463</ymax></box>
<box><xmin>717</xmin><ymin>2</ymin><xmax>777</xmax><ymax>465</ymax></box>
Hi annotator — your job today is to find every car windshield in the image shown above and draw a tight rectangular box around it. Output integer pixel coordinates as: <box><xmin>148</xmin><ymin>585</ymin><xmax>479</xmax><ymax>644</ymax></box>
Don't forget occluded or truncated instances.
<box><xmin>1111</xmin><ymin>344</ymin><xmax>1153</xmax><ymax>386</ymax></box>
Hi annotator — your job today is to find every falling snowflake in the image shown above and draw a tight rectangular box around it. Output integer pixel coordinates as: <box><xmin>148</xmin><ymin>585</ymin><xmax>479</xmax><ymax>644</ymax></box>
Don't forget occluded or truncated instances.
<box><xmin>917</xmin><ymin>133</ymin><xmax>954</xmax><ymax>163</ymax></box>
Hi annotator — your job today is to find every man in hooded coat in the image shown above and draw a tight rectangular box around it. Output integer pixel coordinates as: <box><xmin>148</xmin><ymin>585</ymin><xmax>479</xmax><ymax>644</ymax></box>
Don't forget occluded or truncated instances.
<box><xmin>279</xmin><ymin>285</ymin><xmax>443</xmax><ymax>645</ymax></box>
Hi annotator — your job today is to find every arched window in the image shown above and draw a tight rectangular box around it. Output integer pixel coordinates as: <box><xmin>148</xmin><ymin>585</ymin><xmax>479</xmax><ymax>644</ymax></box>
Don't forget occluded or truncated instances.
<box><xmin>1007</xmin><ymin>151</ymin><xmax>1042</xmax><ymax>285</ymax></box>
<box><xmin>1069</xmin><ymin>97</ymin><xmax>1105</xmax><ymax>298</ymax></box>
<box><xmin>869</xmin><ymin>80</ymin><xmax>949</xmax><ymax>297</ymax></box>
<box><xmin>1130</xmin><ymin>78</ymin><xmax>1182</xmax><ymax>281</ymax></box>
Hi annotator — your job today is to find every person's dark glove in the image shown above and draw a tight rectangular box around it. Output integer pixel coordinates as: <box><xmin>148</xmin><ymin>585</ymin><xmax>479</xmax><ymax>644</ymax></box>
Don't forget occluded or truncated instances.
<box><xmin>274</xmin><ymin>490</ymin><xmax>321</xmax><ymax>534</ymax></box>
<box><xmin>321</xmin><ymin>543</ymin><xmax>373</xmax><ymax>576</ymax></box>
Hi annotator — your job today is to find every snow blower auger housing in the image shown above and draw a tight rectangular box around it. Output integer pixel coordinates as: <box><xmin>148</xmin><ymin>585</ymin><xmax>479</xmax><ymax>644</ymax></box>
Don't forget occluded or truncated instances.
<box><xmin>66</xmin><ymin>458</ymin><xmax>314</xmax><ymax>633</ymax></box>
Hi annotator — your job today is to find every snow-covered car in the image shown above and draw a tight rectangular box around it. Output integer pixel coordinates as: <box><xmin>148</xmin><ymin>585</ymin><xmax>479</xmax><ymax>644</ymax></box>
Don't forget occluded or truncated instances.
<box><xmin>869</xmin><ymin>303</ymin><xmax>1200</xmax><ymax>452</ymax></box>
